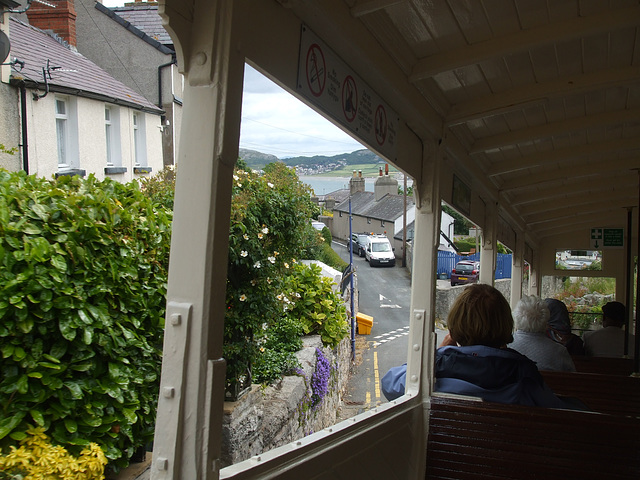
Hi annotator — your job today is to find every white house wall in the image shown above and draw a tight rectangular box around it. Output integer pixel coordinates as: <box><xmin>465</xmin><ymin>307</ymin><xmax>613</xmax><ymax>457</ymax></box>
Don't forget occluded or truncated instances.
<box><xmin>0</xmin><ymin>82</ymin><xmax>21</xmax><ymax>172</ymax></box>
<box><xmin>24</xmin><ymin>91</ymin><xmax>162</xmax><ymax>181</ymax></box>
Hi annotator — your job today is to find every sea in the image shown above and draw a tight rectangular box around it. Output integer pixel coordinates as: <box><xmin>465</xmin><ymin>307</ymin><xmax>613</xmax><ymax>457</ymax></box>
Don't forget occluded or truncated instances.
<box><xmin>299</xmin><ymin>175</ymin><xmax>413</xmax><ymax>196</ymax></box>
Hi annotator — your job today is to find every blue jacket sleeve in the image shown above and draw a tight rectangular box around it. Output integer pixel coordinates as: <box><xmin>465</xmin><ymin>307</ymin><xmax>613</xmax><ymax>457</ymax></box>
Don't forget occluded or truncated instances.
<box><xmin>381</xmin><ymin>364</ymin><xmax>407</xmax><ymax>401</ymax></box>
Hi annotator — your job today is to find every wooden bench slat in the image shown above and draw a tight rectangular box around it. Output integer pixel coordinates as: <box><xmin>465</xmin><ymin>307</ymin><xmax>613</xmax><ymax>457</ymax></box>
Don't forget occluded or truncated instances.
<box><xmin>426</xmin><ymin>396</ymin><xmax>640</xmax><ymax>480</ymax></box>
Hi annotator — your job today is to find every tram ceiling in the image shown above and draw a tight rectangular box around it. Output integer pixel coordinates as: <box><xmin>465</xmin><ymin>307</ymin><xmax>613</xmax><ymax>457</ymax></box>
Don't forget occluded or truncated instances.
<box><xmin>278</xmin><ymin>0</ymin><xmax>640</xmax><ymax>242</ymax></box>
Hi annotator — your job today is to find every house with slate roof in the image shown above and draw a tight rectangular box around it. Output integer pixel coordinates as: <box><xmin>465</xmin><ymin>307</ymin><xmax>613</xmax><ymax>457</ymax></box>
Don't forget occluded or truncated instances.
<box><xmin>0</xmin><ymin>9</ymin><xmax>164</xmax><ymax>180</ymax></box>
<box><xmin>72</xmin><ymin>0</ymin><xmax>182</xmax><ymax>167</ymax></box>
<box><xmin>332</xmin><ymin>165</ymin><xmax>416</xmax><ymax>258</ymax></box>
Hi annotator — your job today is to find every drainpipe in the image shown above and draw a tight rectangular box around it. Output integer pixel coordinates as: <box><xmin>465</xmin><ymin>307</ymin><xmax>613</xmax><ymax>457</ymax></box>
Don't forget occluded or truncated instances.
<box><xmin>157</xmin><ymin>55</ymin><xmax>176</xmax><ymax>109</ymax></box>
<box><xmin>19</xmin><ymin>82</ymin><xmax>29</xmax><ymax>174</ymax></box>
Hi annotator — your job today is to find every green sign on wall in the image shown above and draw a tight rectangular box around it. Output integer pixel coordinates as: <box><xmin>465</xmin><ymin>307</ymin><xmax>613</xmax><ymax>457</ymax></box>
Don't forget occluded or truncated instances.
<box><xmin>590</xmin><ymin>227</ymin><xmax>624</xmax><ymax>249</ymax></box>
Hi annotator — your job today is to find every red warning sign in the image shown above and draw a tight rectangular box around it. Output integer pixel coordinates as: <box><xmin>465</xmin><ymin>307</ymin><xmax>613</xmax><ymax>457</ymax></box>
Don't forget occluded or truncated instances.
<box><xmin>305</xmin><ymin>43</ymin><xmax>326</xmax><ymax>98</ymax></box>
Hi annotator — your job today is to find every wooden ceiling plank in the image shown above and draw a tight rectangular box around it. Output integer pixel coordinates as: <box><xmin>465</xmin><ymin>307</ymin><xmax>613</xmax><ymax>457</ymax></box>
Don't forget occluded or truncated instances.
<box><xmin>447</xmin><ymin>67</ymin><xmax>640</xmax><ymax>126</ymax></box>
<box><xmin>498</xmin><ymin>157</ymin><xmax>640</xmax><ymax>192</ymax></box>
<box><xmin>472</xmin><ymin>107</ymin><xmax>640</xmax><ymax>153</ymax></box>
<box><xmin>350</xmin><ymin>0</ymin><xmax>407</xmax><ymax>17</ymax></box>
<box><xmin>488</xmin><ymin>136</ymin><xmax>640</xmax><ymax>176</ymax></box>
<box><xmin>409</xmin><ymin>5</ymin><xmax>640</xmax><ymax>81</ymax></box>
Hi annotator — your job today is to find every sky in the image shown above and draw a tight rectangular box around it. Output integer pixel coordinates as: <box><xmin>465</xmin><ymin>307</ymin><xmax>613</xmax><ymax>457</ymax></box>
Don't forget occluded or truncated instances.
<box><xmin>102</xmin><ymin>1</ymin><xmax>366</xmax><ymax>159</ymax></box>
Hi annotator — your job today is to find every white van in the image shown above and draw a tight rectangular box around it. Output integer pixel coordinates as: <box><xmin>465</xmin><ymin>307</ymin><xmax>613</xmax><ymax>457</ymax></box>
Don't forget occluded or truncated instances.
<box><xmin>364</xmin><ymin>234</ymin><xmax>396</xmax><ymax>267</ymax></box>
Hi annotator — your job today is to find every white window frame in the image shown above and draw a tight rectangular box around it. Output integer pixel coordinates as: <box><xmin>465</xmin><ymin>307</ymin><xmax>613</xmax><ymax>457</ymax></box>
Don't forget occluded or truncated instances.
<box><xmin>132</xmin><ymin>112</ymin><xmax>147</xmax><ymax>167</ymax></box>
<box><xmin>55</xmin><ymin>95</ymin><xmax>79</xmax><ymax>170</ymax></box>
<box><xmin>105</xmin><ymin>105</ymin><xmax>122</xmax><ymax>166</ymax></box>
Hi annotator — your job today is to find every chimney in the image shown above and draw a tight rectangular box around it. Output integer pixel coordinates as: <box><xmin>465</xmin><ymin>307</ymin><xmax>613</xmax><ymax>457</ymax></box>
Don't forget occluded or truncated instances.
<box><xmin>379</xmin><ymin>166</ymin><xmax>383</xmax><ymax>176</ymax></box>
<box><xmin>27</xmin><ymin>0</ymin><xmax>77</xmax><ymax>47</ymax></box>
<box><xmin>374</xmin><ymin>164</ymin><xmax>398</xmax><ymax>201</ymax></box>
<box><xmin>349</xmin><ymin>169</ymin><xmax>365</xmax><ymax>194</ymax></box>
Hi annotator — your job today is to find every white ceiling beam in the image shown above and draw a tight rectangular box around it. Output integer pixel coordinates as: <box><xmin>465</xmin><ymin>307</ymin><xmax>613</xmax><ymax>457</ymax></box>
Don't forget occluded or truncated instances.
<box><xmin>508</xmin><ymin>175</ymin><xmax>638</xmax><ymax>207</ymax></box>
<box><xmin>409</xmin><ymin>5</ymin><xmax>640</xmax><ymax>81</ymax></box>
<box><xmin>488</xmin><ymin>137</ymin><xmax>640</xmax><ymax>176</ymax></box>
<box><xmin>472</xmin><ymin>108</ymin><xmax>640</xmax><ymax>154</ymax></box>
<box><xmin>447</xmin><ymin>67</ymin><xmax>640</xmax><ymax>127</ymax></box>
<box><xmin>524</xmin><ymin>197</ymin><xmax>636</xmax><ymax>225</ymax></box>
<box><xmin>518</xmin><ymin>188</ymin><xmax>637</xmax><ymax>217</ymax></box>
<box><xmin>350</xmin><ymin>0</ymin><xmax>406</xmax><ymax>17</ymax></box>
<box><xmin>498</xmin><ymin>157</ymin><xmax>640</xmax><ymax>192</ymax></box>
<box><xmin>535</xmin><ymin>210</ymin><xmax>632</xmax><ymax>237</ymax></box>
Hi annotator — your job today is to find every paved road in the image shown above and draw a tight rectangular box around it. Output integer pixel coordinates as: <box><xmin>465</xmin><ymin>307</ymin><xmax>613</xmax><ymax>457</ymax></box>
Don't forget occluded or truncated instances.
<box><xmin>334</xmin><ymin>241</ymin><xmax>412</xmax><ymax>415</ymax></box>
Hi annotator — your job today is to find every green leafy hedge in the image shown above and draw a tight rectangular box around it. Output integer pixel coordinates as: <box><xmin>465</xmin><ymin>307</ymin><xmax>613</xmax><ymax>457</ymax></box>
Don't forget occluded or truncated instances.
<box><xmin>0</xmin><ymin>171</ymin><xmax>171</xmax><ymax>470</ymax></box>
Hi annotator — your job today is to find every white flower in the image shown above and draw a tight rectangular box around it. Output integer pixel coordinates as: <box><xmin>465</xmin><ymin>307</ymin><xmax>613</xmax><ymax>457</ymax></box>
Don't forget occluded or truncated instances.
<box><xmin>267</xmin><ymin>182</ymin><xmax>274</xmax><ymax>188</ymax></box>
<box><xmin>237</xmin><ymin>182</ymin><xmax>242</xmax><ymax>187</ymax></box>
<box><xmin>267</xmin><ymin>277</ymin><xmax>272</xmax><ymax>284</ymax></box>
<box><xmin>277</xmin><ymin>293</ymin><xmax>284</xmax><ymax>301</ymax></box>
<box><xmin>243</xmin><ymin>234</ymin><xmax>249</xmax><ymax>240</ymax></box>
<box><xmin>233</xmin><ymin>175</ymin><xmax>239</xmax><ymax>181</ymax></box>
<box><xmin>268</xmin><ymin>256</ymin><xmax>276</xmax><ymax>264</ymax></box>
<box><xmin>254</xmin><ymin>261</ymin><xmax>261</xmax><ymax>269</ymax></box>
<box><xmin>274</xmin><ymin>251</ymin><xmax>279</xmax><ymax>256</ymax></box>
<box><xmin>239</xmin><ymin>294</ymin><xmax>247</xmax><ymax>302</ymax></box>
<box><xmin>295</xmin><ymin>292</ymin><xmax>301</xmax><ymax>298</ymax></box>
<box><xmin>261</xmin><ymin>227</ymin><xmax>269</xmax><ymax>235</ymax></box>
<box><xmin>240</xmin><ymin>250</ymin><xmax>248</xmax><ymax>257</ymax></box>
<box><xmin>250</xmin><ymin>279</ymin><xmax>257</xmax><ymax>286</ymax></box>
<box><xmin>258</xmin><ymin>233</ymin><xmax>264</xmax><ymax>239</ymax></box>
<box><xmin>284</xmin><ymin>262</ymin><xmax>289</xmax><ymax>269</ymax></box>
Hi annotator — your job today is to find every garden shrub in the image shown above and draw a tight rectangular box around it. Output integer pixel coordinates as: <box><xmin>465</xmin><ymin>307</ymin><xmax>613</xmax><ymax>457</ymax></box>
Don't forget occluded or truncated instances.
<box><xmin>0</xmin><ymin>170</ymin><xmax>171</xmax><ymax>470</ymax></box>
<box><xmin>0</xmin><ymin>426</ymin><xmax>107</xmax><ymax>479</ymax></box>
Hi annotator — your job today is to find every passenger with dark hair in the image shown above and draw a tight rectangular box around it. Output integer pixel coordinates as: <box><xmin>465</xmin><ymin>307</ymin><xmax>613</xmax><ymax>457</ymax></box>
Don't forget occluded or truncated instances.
<box><xmin>583</xmin><ymin>301</ymin><xmax>635</xmax><ymax>358</ymax></box>
<box><xmin>545</xmin><ymin>298</ymin><xmax>585</xmax><ymax>356</ymax></box>
<box><xmin>382</xmin><ymin>284</ymin><xmax>579</xmax><ymax>409</ymax></box>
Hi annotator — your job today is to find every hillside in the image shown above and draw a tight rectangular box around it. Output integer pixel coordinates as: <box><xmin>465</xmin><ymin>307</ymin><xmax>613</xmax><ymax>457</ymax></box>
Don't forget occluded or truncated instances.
<box><xmin>238</xmin><ymin>148</ymin><xmax>384</xmax><ymax>174</ymax></box>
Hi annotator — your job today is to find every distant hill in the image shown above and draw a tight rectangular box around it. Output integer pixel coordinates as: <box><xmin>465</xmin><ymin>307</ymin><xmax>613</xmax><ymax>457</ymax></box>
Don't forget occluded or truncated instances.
<box><xmin>238</xmin><ymin>148</ymin><xmax>384</xmax><ymax>172</ymax></box>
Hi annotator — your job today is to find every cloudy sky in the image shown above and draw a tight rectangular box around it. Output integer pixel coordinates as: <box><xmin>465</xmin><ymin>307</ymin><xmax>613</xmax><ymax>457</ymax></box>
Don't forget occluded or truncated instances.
<box><xmin>102</xmin><ymin>1</ymin><xmax>366</xmax><ymax>158</ymax></box>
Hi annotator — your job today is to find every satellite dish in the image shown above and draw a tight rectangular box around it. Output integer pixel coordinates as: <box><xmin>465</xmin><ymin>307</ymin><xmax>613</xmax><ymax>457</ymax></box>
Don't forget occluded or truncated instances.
<box><xmin>0</xmin><ymin>31</ymin><xmax>10</xmax><ymax>64</ymax></box>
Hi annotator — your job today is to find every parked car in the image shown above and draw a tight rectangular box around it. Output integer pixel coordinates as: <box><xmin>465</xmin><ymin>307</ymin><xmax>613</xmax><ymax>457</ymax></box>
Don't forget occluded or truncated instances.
<box><xmin>349</xmin><ymin>233</ymin><xmax>369</xmax><ymax>257</ymax></box>
<box><xmin>451</xmin><ymin>260</ymin><xmax>480</xmax><ymax>286</ymax></box>
<box><xmin>364</xmin><ymin>234</ymin><xmax>396</xmax><ymax>267</ymax></box>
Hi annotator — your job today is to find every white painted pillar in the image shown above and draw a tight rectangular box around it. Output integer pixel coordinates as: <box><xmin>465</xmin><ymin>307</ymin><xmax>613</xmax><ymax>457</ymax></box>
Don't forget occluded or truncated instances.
<box><xmin>153</xmin><ymin>1</ymin><xmax>244</xmax><ymax>478</ymax></box>
<box><xmin>528</xmin><ymin>248</ymin><xmax>542</xmax><ymax>297</ymax></box>
<box><xmin>479</xmin><ymin>203</ymin><xmax>497</xmax><ymax>286</ymax></box>
<box><xmin>510</xmin><ymin>231</ymin><xmax>525</xmax><ymax>307</ymax></box>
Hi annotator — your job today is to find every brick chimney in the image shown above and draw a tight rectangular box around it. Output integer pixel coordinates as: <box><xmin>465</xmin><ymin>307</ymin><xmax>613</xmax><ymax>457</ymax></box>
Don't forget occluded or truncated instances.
<box><xmin>27</xmin><ymin>0</ymin><xmax>77</xmax><ymax>47</ymax></box>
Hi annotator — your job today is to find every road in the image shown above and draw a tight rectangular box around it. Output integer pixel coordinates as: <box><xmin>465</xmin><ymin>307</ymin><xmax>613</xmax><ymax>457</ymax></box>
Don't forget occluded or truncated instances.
<box><xmin>333</xmin><ymin>241</ymin><xmax>412</xmax><ymax>416</ymax></box>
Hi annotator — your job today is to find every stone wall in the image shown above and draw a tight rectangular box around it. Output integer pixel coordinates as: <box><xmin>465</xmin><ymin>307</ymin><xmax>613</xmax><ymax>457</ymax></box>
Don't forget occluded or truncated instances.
<box><xmin>221</xmin><ymin>334</ymin><xmax>352</xmax><ymax>467</ymax></box>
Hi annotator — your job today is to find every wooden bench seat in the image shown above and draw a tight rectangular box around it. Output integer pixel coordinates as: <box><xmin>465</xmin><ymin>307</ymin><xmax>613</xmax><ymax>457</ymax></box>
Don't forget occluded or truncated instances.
<box><xmin>540</xmin><ymin>370</ymin><xmax>640</xmax><ymax>418</ymax></box>
<box><xmin>571</xmin><ymin>355</ymin><xmax>635</xmax><ymax>376</ymax></box>
<box><xmin>426</xmin><ymin>395</ymin><xmax>640</xmax><ymax>480</ymax></box>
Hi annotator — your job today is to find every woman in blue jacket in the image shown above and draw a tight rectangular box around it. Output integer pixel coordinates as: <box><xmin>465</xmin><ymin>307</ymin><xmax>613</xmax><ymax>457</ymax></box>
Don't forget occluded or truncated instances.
<box><xmin>382</xmin><ymin>284</ymin><xmax>578</xmax><ymax>409</ymax></box>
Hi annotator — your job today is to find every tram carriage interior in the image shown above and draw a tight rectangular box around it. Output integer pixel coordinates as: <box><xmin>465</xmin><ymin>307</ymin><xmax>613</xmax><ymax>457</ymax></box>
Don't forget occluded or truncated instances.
<box><xmin>153</xmin><ymin>1</ymin><xmax>640</xmax><ymax>478</ymax></box>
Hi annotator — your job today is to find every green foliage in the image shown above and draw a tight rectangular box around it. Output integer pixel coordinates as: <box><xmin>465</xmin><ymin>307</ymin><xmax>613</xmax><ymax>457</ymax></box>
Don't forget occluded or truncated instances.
<box><xmin>552</xmin><ymin>277</ymin><xmax>616</xmax><ymax>329</ymax></box>
<box><xmin>320</xmin><ymin>226</ymin><xmax>332</xmax><ymax>245</ymax></box>
<box><xmin>225</xmin><ymin>164</ymin><xmax>321</xmax><ymax>390</ymax></box>
<box><xmin>314</xmin><ymin>243</ymin><xmax>348</xmax><ymax>272</ymax></box>
<box><xmin>282</xmin><ymin>263</ymin><xmax>348</xmax><ymax>348</ymax></box>
<box><xmin>442</xmin><ymin>204</ymin><xmax>473</xmax><ymax>235</ymax></box>
<box><xmin>138</xmin><ymin>165</ymin><xmax>176</xmax><ymax>211</ymax></box>
<box><xmin>0</xmin><ymin>170</ymin><xmax>170</xmax><ymax>470</ymax></box>
<box><xmin>0</xmin><ymin>144</ymin><xmax>17</xmax><ymax>156</ymax></box>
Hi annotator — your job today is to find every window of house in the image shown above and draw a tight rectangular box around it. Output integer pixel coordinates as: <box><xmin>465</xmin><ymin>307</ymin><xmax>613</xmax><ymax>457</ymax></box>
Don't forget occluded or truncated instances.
<box><xmin>105</xmin><ymin>106</ymin><xmax>122</xmax><ymax>167</ymax></box>
<box><xmin>55</xmin><ymin>96</ymin><xmax>79</xmax><ymax>170</ymax></box>
<box><xmin>132</xmin><ymin>112</ymin><xmax>147</xmax><ymax>167</ymax></box>
<box><xmin>55</xmin><ymin>98</ymin><xmax>68</xmax><ymax>167</ymax></box>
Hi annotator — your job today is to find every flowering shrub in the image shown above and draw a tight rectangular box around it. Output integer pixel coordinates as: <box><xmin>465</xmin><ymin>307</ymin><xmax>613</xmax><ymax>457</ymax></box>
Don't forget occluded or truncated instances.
<box><xmin>224</xmin><ymin>163</ymin><xmax>322</xmax><ymax>394</ymax></box>
<box><xmin>310</xmin><ymin>348</ymin><xmax>330</xmax><ymax>407</ymax></box>
<box><xmin>0</xmin><ymin>427</ymin><xmax>107</xmax><ymax>479</ymax></box>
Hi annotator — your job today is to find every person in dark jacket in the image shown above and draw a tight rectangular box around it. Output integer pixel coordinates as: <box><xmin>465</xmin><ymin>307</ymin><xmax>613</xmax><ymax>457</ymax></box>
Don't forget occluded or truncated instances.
<box><xmin>545</xmin><ymin>298</ymin><xmax>585</xmax><ymax>355</ymax></box>
<box><xmin>382</xmin><ymin>284</ymin><xmax>580</xmax><ymax>409</ymax></box>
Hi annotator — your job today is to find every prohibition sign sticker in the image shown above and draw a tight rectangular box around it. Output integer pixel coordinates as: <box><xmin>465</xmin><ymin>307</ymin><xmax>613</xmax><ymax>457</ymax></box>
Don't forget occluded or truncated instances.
<box><xmin>306</xmin><ymin>43</ymin><xmax>326</xmax><ymax>97</ymax></box>
<box><xmin>342</xmin><ymin>75</ymin><xmax>357</xmax><ymax>123</ymax></box>
<box><xmin>375</xmin><ymin>105</ymin><xmax>387</xmax><ymax>145</ymax></box>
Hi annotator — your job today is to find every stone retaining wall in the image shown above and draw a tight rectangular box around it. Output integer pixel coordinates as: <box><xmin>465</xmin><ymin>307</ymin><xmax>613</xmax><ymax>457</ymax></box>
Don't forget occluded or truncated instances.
<box><xmin>220</xmin><ymin>334</ymin><xmax>351</xmax><ymax>467</ymax></box>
